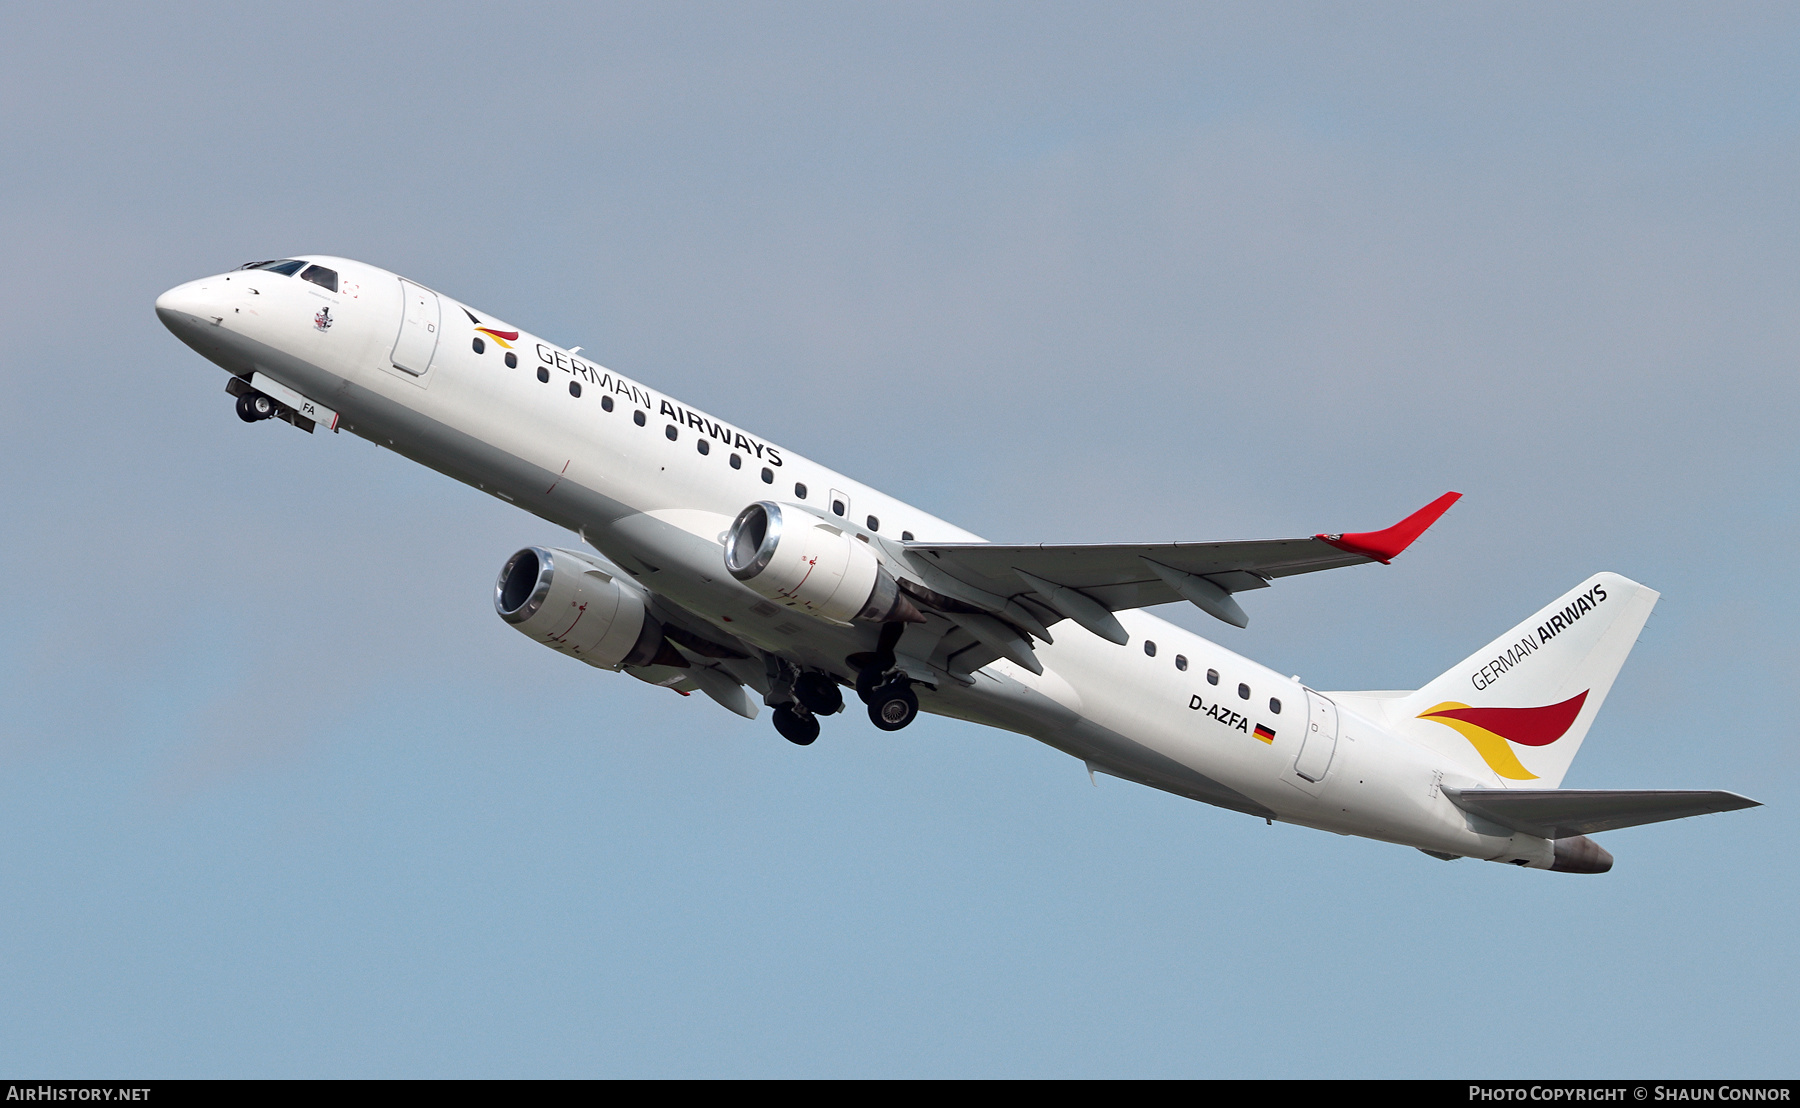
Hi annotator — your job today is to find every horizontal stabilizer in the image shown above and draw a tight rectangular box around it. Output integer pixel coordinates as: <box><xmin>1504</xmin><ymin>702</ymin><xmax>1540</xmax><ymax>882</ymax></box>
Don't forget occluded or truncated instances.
<box><xmin>1444</xmin><ymin>788</ymin><xmax>1760</xmax><ymax>839</ymax></box>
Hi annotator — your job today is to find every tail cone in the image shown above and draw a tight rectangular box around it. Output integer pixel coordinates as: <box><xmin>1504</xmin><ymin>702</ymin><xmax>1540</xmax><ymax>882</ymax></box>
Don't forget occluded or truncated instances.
<box><xmin>1551</xmin><ymin>835</ymin><xmax>1614</xmax><ymax>874</ymax></box>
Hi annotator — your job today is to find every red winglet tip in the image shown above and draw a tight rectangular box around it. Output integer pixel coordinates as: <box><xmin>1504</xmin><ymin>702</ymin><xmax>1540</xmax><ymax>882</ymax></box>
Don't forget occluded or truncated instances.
<box><xmin>1316</xmin><ymin>491</ymin><xmax>1461</xmax><ymax>564</ymax></box>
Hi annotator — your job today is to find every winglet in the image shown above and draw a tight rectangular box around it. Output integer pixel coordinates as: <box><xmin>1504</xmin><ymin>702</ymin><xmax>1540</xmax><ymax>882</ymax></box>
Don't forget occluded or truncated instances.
<box><xmin>1315</xmin><ymin>491</ymin><xmax>1461</xmax><ymax>564</ymax></box>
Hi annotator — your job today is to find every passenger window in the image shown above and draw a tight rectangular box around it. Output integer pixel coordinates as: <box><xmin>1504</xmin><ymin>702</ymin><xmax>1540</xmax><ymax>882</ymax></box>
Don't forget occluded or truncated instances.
<box><xmin>1237</xmin><ymin>683</ymin><xmax>1250</xmax><ymax>700</ymax></box>
<box><xmin>696</xmin><ymin>439</ymin><xmax>709</xmax><ymax>455</ymax></box>
<box><xmin>729</xmin><ymin>453</ymin><xmax>742</xmax><ymax>469</ymax></box>
<box><xmin>536</xmin><ymin>367</ymin><xmax>549</xmax><ymax>383</ymax></box>
<box><xmin>1207</xmin><ymin>669</ymin><xmax>1219</xmax><ymax>686</ymax></box>
<box><xmin>1269</xmin><ymin>698</ymin><xmax>1281</xmax><ymax>714</ymax></box>
<box><xmin>633</xmin><ymin>410</ymin><xmax>646</xmax><ymax>426</ymax></box>
<box><xmin>1144</xmin><ymin>640</ymin><xmax>1157</xmax><ymax>657</ymax></box>
<box><xmin>1175</xmin><ymin>655</ymin><xmax>1188</xmax><ymax>671</ymax></box>
<box><xmin>902</xmin><ymin>531</ymin><xmax>914</xmax><ymax>541</ymax></box>
<box><xmin>300</xmin><ymin>265</ymin><xmax>338</xmax><ymax>292</ymax></box>
<box><xmin>866</xmin><ymin>515</ymin><xmax>879</xmax><ymax>532</ymax></box>
<box><xmin>569</xmin><ymin>381</ymin><xmax>581</xmax><ymax>397</ymax></box>
<box><xmin>795</xmin><ymin>483</ymin><xmax>808</xmax><ymax>499</ymax></box>
<box><xmin>761</xmin><ymin>467</ymin><xmax>773</xmax><ymax>484</ymax></box>
<box><xmin>505</xmin><ymin>352</ymin><xmax>517</xmax><ymax>369</ymax></box>
<box><xmin>472</xmin><ymin>337</ymin><xmax>485</xmax><ymax>354</ymax></box>
<box><xmin>601</xmin><ymin>395</ymin><xmax>613</xmax><ymax>412</ymax></box>
<box><xmin>665</xmin><ymin>425</ymin><xmax>678</xmax><ymax>441</ymax></box>
<box><xmin>832</xmin><ymin>498</ymin><xmax>846</xmax><ymax>516</ymax></box>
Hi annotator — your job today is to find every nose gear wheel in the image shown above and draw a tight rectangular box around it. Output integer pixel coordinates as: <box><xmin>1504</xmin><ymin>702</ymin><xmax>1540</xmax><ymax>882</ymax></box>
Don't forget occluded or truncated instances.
<box><xmin>236</xmin><ymin>391</ymin><xmax>277</xmax><ymax>422</ymax></box>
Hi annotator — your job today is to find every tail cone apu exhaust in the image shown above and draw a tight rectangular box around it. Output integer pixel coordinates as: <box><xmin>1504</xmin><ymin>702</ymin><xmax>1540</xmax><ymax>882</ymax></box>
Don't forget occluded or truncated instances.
<box><xmin>1550</xmin><ymin>835</ymin><xmax>1614</xmax><ymax>874</ymax></box>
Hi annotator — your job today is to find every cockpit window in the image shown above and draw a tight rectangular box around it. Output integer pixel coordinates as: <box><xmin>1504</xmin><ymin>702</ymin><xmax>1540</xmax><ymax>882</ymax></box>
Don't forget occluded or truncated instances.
<box><xmin>236</xmin><ymin>259</ymin><xmax>306</xmax><ymax>276</ymax></box>
<box><xmin>300</xmin><ymin>265</ymin><xmax>338</xmax><ymax>292</ymax></box>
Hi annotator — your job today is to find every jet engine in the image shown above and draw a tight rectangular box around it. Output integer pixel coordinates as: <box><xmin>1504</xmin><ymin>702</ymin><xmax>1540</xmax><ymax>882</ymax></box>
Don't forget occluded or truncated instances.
<box><xmin>494</xmin><ymin>546</ymin><xmax>668</xmax><ymax>669</ymax></box>
<box><xmin>724</xmin><ymin>501</ymin><xmax>921</xmax><ymax>624</ymax></box>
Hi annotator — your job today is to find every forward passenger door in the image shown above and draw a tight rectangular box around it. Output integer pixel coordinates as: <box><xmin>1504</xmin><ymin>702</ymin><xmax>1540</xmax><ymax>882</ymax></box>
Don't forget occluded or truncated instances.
<box><xmin>391</xmin><ymin>279</ymin><xmax>441</xmax><ymax>379</ymax></box>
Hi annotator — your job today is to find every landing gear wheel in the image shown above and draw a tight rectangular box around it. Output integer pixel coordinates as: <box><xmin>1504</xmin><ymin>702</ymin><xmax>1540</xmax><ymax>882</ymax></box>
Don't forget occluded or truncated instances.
<box><xmin>772</xmin><ymin>705</ymin><xmax>820</xmax><ymax>746</ymax></box>
<box><xmin>794</xmin><ymin>672</ymin><xmax>843</xmax><ymax>716</ymax></box>
<box><xmin>237</xmin><ymin>392</ymin><xmax>277</xmax><ymax>422</ymax></box>
<box><xmin>867</xmin><ymin>682</ymin><xmax>918</xmax><ymax>732</ymax></box>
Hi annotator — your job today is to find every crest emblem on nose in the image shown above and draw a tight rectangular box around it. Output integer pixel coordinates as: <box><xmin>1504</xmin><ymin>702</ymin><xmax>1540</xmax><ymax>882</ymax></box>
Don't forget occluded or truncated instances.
<box><xmin>315</xmin><ymin>307</ymin><xmax>332</xmax><ymax>331</ymax></box>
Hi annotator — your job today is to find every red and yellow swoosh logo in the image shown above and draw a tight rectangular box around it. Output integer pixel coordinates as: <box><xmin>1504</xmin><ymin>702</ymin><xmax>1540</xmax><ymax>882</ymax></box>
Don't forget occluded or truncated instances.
<box><xmin>1417</xmin><ymin>691</ymin><xmax>1588</xmax><ymax>780</ymax></box>
<box><xmin>475</xmin><ymin>327</ymin><xmax>519</xmax><ymax>349</ymax></box>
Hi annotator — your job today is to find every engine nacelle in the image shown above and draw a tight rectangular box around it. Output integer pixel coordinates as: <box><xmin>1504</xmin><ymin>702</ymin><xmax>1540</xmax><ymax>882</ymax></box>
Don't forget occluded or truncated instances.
<box><xmin>724</xmin><ymin>501</ymin><xmax>919</xmax><ymax>624</ymax></box>
<box><xmin>494</xmin><ymin>546</ymin><xmax>667</xmax><ymax>669</ymax></box>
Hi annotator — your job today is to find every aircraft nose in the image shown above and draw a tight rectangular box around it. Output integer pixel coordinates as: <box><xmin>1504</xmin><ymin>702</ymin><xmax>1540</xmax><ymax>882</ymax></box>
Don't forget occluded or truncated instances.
<box><xmin>154</xmin><ymin>279</ymin><xmax>214</xmax><ymax>329</ymax></box>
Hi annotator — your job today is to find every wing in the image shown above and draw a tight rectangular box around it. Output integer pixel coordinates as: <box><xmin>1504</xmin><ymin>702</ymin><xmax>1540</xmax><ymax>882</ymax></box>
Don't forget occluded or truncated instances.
<box><xmin>1443</xmin><ymin>788</ymin><xmax>1761</xmax><ymax>839</ymax></box>
<box><xmin>904</xmin><ymin>491</ymin><xmax>1461</xmax><ymax>635</ymax></box>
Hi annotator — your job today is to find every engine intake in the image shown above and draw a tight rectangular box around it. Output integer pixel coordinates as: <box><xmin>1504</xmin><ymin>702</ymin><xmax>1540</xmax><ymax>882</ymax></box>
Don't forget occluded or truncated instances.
<box><xmin>724</xmin><ymin>501</ymin><xmax>921</xmax><ymax>624</ymax></box>
<box><xmin>495</xmin><ymin>546</ymin><xmax>667</xmax><ymax>669</ymax></box>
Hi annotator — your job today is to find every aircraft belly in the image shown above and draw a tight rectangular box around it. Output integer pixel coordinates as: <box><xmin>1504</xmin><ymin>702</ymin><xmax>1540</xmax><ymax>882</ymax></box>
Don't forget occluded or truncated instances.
<box><xmin>323</xmin><ymin>372</ymin><xmax>634</xmax><ymax>537</ymax></box>
<box><xmin>929</xmin><ymin>668</ymin><xmax>1277</xmax><ymax>820</ymax></box>
<box><xmin>1020</xmin><ymin>635</ymin><xmax>1284</xmax><ymax>808</ymax></box>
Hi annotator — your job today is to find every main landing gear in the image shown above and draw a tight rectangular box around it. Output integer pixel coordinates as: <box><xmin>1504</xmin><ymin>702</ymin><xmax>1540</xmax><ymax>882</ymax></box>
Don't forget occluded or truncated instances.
<box><xmin>766</xmin><ymin>621</ymin><xmax>923</xmax><ymax>745</ymax></box>
<box><xmin>864</xmin><ymin>679</ymin><xmax>918</xmax><ymax>731</ymax></box>
<box><xmin>794</xmin><ymin>672</ymin><xmax>843</xmax><ymax>716</ymax></box>
<box><xmin>856</xmin><ymin>620</ymin><xmax>919</xmax><ymax>732</ymax></box>
<box><xmin>772</xmin><ymin>705</ymin><xmax>820</xmax><ymax>746</ymax></box>
<box><xmin>770</xmin><ymin>669</ymin><xmax>844</xmax><ymax>746</ymax></box>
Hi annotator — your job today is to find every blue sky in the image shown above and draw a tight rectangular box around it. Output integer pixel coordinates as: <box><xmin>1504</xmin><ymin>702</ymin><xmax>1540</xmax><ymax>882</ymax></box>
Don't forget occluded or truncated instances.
<box><xmin>1</xmin><ymin>2</ymin><xmax>1794</xmax><ymax>1076</ymax></box>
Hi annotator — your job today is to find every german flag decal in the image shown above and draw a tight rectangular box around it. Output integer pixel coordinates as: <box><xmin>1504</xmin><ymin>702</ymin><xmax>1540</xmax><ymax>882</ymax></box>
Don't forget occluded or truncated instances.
<box><xmin>1417</xmin><ymin>690</ymin><xmax>1588</xmax><ymax>780</ymax></box>
<box><xmin>1253</xmin><ymin>724</ymin><xmax>1275</xmax><ymax>744</ymax></box>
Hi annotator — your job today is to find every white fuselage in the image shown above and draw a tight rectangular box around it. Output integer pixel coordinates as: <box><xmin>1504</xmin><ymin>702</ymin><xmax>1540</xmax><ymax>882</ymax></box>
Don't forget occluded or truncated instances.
<box><xmin>156</xmin><ymin>256</ymin><xmax>1553</xmax><ymax>868</ymax></box>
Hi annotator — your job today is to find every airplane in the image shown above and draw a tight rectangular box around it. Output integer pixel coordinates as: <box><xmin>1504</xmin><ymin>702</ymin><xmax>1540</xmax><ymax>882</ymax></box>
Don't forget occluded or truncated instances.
<box><xmin>155</xmin><ymin>255</ymin><xmax>1760</xmax><ymax>874</ymax></box>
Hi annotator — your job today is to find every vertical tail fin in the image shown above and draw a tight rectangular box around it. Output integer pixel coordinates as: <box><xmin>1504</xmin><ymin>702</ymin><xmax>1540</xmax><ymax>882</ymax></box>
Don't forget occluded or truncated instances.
<box><xmin>1391</xmin><ymin>573</ymin><xmax>1658</xmax><ymax>788</ymax></box>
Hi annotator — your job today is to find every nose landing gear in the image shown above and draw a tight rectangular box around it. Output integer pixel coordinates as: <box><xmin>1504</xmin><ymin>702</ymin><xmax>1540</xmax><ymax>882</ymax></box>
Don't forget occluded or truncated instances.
<box><xmin>235</xmin><ymin>391</ymin><xmax>277</xmax><ymax>422</ymax></box>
